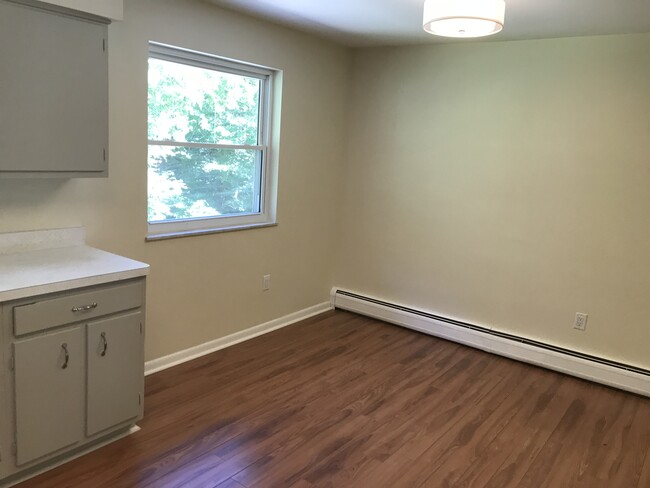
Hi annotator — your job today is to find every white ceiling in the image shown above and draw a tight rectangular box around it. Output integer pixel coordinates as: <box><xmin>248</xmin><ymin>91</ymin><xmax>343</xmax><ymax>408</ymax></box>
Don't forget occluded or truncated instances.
<box><xmin>207</xmin><ymin>0</ymin><xmax>650</xmax><ymax>47</ymax></box>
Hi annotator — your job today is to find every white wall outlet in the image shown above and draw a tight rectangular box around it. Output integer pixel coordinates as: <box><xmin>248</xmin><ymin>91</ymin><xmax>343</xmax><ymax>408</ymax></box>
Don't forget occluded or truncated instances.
<box><xmin>574</xmin><ymin>313</ymin><xmax>588</xmax><ymax>331</ymax></box>
<box><xmin>263</xmin><ymin>274</ymin><xmax>271</xmax><ymax>291</ymax></box>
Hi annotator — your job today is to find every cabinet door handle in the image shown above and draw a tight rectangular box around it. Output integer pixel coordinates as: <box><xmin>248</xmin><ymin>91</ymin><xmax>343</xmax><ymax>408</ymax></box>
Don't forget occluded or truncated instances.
<box><xmin>72</xmin><ymin>302</ymin><xmax>97</xmax><ymax>312</ymax></box>
<box><xmin>61</xmin><ymin>343</ymin><xmax>69</xmax><ymax>369</ymax></box>
<box><xmin>71</xmin><ymin>302</ymin><xmax>98</xmax><ymax>313</ymax></box>
<box><xmin>100</xmin><ymin>332</ymin><xmax>108</xmax><ymax>357</ymax></box>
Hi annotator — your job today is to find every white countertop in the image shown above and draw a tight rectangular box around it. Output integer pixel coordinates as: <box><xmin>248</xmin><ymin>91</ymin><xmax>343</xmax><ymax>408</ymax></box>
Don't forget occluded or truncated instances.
<box><xmin>0</xmin><ymin>243</ymin><xmax>149</xmax><ymax>302</ymax></box>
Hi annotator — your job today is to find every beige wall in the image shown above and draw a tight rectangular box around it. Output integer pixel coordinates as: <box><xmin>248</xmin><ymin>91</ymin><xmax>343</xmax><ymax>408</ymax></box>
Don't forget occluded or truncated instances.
<box><xmin>0</xmin><ymin>0</ymin><xmax>351</xmax><ymax>360</ymax></box>
<box><xmin>334</xmin><ymin>34</ymin><xmax>650</xmax><ymax>369</ymax></box>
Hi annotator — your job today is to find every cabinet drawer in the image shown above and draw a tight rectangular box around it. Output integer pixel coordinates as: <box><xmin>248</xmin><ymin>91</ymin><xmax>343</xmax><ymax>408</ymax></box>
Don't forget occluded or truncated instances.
<box><xmin>13</xmin><ymin>281</ymin><xmax>143</xmax><ymax>336</ymax></box>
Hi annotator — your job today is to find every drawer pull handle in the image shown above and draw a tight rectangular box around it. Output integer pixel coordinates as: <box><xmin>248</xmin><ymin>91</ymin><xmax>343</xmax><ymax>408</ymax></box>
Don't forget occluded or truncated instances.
<box><xmin>61</xmin><ymin>343</ymin><xmax>69</xmax><ymax>369</ymax></box>
<box><xmin>71</xmin><ymin>303</ymin><xmax>98</xmax><ymax>313</ymax></box>
<box><xmin>100</xmin><ymin>332</ymin><xmax>108</xmax><ymax>357</ymax></box>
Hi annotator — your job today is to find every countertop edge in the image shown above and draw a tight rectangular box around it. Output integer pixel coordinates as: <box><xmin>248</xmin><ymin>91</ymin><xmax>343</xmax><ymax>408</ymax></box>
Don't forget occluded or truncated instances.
<box><xmin>0</xmin><ymin>266</ymin><xmax>150</xmax><ymax>303</ymax></box>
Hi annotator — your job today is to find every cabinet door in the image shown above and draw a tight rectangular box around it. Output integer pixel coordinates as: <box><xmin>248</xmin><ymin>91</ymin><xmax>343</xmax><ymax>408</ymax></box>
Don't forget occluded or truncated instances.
<box><xmin>87</xmin><ymin>311</ymin><xmax>143</xmax><ymax>436</ymax></box>
<box><xmin>0</xmin><ymin>1</ymin><xmax>108</xmax><ymax>175</ymax></box>
<box><xmin>14</xmin><ymin>327</ymin><xmax>84</xmax><ymax>466</ymax></box>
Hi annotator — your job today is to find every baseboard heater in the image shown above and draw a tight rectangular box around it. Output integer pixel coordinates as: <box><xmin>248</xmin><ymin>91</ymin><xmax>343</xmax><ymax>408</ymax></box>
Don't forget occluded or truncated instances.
<box><xmin>331</xmin><ymin>288</ymin><xmax>650</xmax><ymax>397</ymax></box>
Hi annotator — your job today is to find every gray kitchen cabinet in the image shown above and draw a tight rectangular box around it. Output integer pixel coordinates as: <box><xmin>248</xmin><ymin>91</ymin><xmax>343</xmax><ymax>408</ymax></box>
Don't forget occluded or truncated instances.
<box><xmin>0</xmin><ymin>0</ymin><xmax>109</xmax><ymax>177</ymax></box>
<box><xmin>14</xmin><ymin>327</ymin><xmax>84</xmax><ymax>466</ymax></box>
<box><xmin>0</xmin><ymin>277</ymin><xmax>146</xmax><ymax>485</ymax></box>
<box><xmin>87</xmin><ymin>311</ymin><xmax>143</xmax><ymax>437</ymax></box>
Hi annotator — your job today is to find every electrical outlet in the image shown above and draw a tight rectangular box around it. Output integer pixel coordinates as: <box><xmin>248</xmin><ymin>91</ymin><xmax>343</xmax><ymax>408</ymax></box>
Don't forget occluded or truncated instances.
<box><xmin>574</xmin><ymin>313</ymin><xmax>588</xmax><ymax>331</ymax></box>
<box><xmin>263</xmin><ymin>274</ymin><xmax>271</xmax><ymax>291</ymax></box>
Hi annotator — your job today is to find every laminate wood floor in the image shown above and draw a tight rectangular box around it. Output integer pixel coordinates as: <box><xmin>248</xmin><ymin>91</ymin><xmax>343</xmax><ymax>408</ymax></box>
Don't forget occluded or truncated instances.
<box><xmin>15</xmin><ymin>310</ymin><xmax>650</xmax><ymax>488</ymax></box>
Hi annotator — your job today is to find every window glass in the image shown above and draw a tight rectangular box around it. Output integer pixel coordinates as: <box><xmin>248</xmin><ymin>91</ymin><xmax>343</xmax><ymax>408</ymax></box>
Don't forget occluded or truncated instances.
<box><xmin>148</xmin><ymin>58</ymin><xmax>261</xmax><ymax>146</ymax></box>
<box><xmin>147</xmin><ymin>146</ymin><xmax>261</xmax><ymax>222</ymax></box>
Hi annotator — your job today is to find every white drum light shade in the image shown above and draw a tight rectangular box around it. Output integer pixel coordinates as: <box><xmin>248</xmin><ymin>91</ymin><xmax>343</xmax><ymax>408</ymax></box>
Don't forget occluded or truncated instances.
<box><xmin>423</xmin><ymin>0</ymin><xmax>506</xmax><ymax>38</ymax></box>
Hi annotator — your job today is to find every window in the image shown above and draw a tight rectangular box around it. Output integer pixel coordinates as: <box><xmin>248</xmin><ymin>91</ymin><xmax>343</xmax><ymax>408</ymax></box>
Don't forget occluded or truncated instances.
<box><xmin>147</xmin><ymin>43</ymin><xmax>278</xmax><ymax>239</ymax></box>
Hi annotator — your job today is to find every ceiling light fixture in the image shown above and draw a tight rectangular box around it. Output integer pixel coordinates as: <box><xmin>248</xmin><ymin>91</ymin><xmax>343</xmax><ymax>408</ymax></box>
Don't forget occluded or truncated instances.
<box><xmin>423</xmin><ymin>0</ymin><xmax>506</xmax><ymax>38</ymax></box>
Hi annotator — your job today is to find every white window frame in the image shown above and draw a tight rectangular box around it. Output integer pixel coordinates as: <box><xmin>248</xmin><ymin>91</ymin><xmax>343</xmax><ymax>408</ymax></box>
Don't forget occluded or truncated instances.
<box><xmin>146</xmin><ymin>42</ymin><xmax>278</xmax><ymax>240</ymax></box>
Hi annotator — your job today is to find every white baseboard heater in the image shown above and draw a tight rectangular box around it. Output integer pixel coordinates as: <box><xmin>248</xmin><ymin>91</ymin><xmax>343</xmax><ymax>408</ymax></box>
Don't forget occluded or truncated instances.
<box><xmin>331</xmin><ymin>288</ymin><xmax>650</xmax><ymax>397</ymax></box>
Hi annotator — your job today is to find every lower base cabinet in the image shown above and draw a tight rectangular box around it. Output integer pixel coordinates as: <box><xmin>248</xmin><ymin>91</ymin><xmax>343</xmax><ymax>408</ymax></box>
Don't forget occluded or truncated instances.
<box><xmin>14</xmin><ymin>327</ymin><xmax>84</xmax><ymax>466</ymax></box>
<box><xmin>0</xmin><ymin>278</ymin><xmax>146</xmax><ymax>485</ymax></box>
<box><xmin>87</xmin><ymin>311</ymin><xmax>143</xmax><ymax>437</ymax></box>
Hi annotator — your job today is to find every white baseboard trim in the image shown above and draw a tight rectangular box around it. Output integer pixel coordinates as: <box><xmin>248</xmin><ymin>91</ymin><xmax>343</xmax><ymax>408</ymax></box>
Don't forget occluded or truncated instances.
<box><xmin>331</xmin><ymin>288</ymin><xmax>650</xmax><ymax>397</ymax></box>
<box><xmin>145</xmin><ymin>302</ymin><xmax>332</xmax><ymax>376</ymax></box>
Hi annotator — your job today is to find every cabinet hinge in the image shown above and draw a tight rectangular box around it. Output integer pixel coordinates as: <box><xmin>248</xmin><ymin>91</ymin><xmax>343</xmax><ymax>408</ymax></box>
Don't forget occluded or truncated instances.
<box><xmin>9</xmin><ymin>354</ymin><xmax>14</xmax><ymax>371</ymax></box>
<box><xmin>138</xmin><ymin>393</ymin><xmax>142</xmax><ymax>406</ymax></box>
<box><xmin>103</xmin><ymin>38</ymin><xmax>106</xmax><ymax>52</ymax></box>
<box><xmin>140</xmin><ymin>322</ymin><xmax>143</xmax><ymax>335</ymax></box>
<box><xmin>103</xmin><ymin>148</ymin><xmax>107</xmax><ymax>161</ymax></box>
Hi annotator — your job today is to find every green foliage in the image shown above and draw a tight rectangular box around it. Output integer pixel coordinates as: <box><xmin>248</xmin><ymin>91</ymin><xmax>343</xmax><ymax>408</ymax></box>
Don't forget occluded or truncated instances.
<box><xmin>147</xmin><ymin>59</ymin><xmax>262</xmax><ymax>222</ymax></box>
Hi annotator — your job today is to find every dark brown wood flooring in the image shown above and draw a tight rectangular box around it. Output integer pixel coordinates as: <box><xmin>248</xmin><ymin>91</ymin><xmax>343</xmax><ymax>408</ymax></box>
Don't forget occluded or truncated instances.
<box><xmin>16</xmin><ymin>310</ymin><xmax>650</xmax><ymax>487</ymax></box>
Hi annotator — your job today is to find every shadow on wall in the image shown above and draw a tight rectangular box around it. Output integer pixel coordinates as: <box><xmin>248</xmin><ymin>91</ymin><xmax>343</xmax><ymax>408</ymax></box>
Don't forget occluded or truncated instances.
<box><xmin>0</xmin><ymin>179</ymin><xmax>72</xmax><ymax>229</ymax></box>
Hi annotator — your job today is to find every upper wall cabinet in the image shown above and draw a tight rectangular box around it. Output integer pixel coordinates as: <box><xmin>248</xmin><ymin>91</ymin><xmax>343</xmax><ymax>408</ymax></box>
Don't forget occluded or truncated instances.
<box><xmin>0</xmin><ymin>0</ymin><xmax>109</xmax><ymax>178</ymax></box>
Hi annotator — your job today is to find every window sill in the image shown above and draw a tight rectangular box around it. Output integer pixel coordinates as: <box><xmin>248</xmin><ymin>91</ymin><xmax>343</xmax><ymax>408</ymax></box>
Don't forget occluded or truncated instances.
<box><xmin>145</xmin><ymin>222</ymin><xmax>278</xmax><ymax>242</ymax></box>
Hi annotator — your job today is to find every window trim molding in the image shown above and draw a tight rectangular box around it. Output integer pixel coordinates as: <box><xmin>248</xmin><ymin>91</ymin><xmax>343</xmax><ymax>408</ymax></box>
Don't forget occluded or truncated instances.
<box><xmin>146</xmin><ymin>42</ymin><xmax>279</xmax><ymax>240</ymax></box>
<box><xmin>145</xmin><ymin>222</ymin><xmax>278</xmax><ymax>242</ymax></box>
